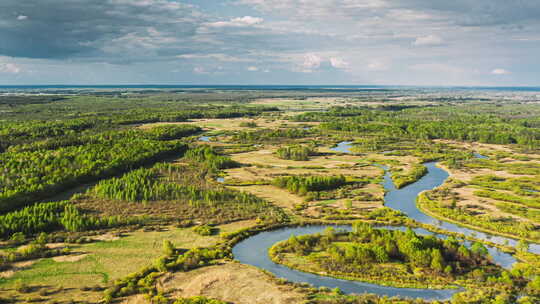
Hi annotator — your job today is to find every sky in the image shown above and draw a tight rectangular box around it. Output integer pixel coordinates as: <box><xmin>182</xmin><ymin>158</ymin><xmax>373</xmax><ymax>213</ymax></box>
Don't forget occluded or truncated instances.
<box><xmin>0</xmin><ymin>0</ymin><xmax>539</xmax><ymax>86</ymax></box>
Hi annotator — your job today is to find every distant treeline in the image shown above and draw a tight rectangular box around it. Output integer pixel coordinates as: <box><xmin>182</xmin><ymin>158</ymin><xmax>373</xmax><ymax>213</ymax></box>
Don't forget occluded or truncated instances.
<box><xmin>0</xmin><ymin>105</ymin><xmax>277</xmax><ymax>151</ymax></box>
<box><xmin>293</xmin><ymin>106</ymin><xmax>540</xmax><ymax>148</ymax></box>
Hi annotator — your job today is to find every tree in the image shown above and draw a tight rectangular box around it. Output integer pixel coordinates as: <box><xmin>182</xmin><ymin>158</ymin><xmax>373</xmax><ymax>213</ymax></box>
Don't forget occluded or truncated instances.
<box><xmin>517</xmin><ymin>239</ymin><xmax>529</xmax><ymax>253</ymax></box>
<box><xmin>163</xmin><ymin>240</ymin><xmax>175</xmax><ymax>257</ymax></box>
<box><xmin>430</xmin><ymin>249</ymin><xmax>445</xmax><ymax>272</ymax></box>
<box><xmin>471</xmin><ymin>242</ymin><xmax>488</xmax><ymax>257</ymax></box>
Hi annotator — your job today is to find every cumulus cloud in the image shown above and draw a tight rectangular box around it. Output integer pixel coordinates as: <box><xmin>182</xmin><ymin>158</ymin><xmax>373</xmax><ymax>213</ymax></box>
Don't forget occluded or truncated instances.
<box><xmin>0</xmin><ymin>0</ymin><xmax>538</xmax><ymax>85</ymax></box>
<box><xmin>330</xmin><ymin>57</ymin><xmax>348</xmax><ymax>69</ymax></box>
<box><xmin>177</xmin><ymin>53</ymin><xmax>250</xmax><ymax>62</ymax></box>
<box><xmin>413</xmin><ymin>34</ymin><xmax>444</xmax><ymax>46</ymax></box>
<box><xmin>492</xmin><ymin>68</ymin><xmax>511</xmax><ymax>75</ymax></box>
<box><xmin>206</xmin><ymin>16</ymin><xmax>263</xmax><ymax>28</ymax></box>
<box><xmin>301</xmin><ymin>53</ymin><xmax>322</xmax><ymax>71</ymax></box>
<box><xmin>0</xmin><ymin>62</ymin><xmax>21</xmax><ymax>74</ymax></box>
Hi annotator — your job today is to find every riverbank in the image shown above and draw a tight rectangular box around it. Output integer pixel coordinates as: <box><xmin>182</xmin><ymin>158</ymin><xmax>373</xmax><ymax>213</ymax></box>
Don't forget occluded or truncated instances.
<box><xmin>417</xmin><ymin>192</ymin><xmax>540</xmax><ymax>246</ymax></box>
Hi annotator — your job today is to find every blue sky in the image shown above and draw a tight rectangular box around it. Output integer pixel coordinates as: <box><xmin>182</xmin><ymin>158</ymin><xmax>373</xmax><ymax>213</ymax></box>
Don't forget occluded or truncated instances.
<box><xmin>0</xmin><ymin>0</ymin><xmax>539</xmax><ymax>86</ymax></box>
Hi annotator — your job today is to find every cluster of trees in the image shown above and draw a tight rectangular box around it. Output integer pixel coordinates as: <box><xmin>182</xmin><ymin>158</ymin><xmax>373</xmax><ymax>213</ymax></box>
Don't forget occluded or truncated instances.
<box><xmin>293</xmin><ymin>105</ymin><xmax>540</xmax><ymax>149</ymax></box>
<box><xmin>232</xmin><ymin>128</ymin><xmax>310</xmax><ymax>143</ymax></box>
<box><xmin>496</xmin><ymin>202</ymin><xmax>540</xmax><ymax>222</ymax></box>
<box><xmin>1</xmin><ymin>105</ymin><xmax>277</xmax><ymax>151</ymax></box>
<box><xmin>278</xmin><ymin>222</ymin><xmax>490</xmax><ymax>275</ymax></box>
<box><xmin>193</xmin><ymin>224</ymin><xmax>215</xmax><ymax>236</ymax></box>
<box><xmin>110</xmin><ymin>106</ymin><xmax>277</xmax><ymax>125</ymax></box>
<box><xmin>273</xmin><ymin>175</ymin><xmax>347</xmax><ymax>196</ymax></box>
<box><xmin>418</xmin><ymin>192</ymin><xmax>540</xmax><ymax>241</ymax></box>
<box><xmin>0</xmin><ymin>201</ymin><xmax>136</xmax><ymax>239</ymax></box>
<box><xmin>276</xmin><ymin>145</ymin><xmax>317</xmax><ymax>161</ymax></box>
<box><xmin>392</xmin><ymin>164</ymin><xmax>428</xmax><ymax>189</ymax></box>
<box><xmin>144</xmin><ymin>125</ymin><xmax>202</xmax><ymax>140</ymax></box>
<box><xmin>239</xmin><ymin>121</ymin><xmax>257</xmax><ymax>128</ymax></box>
<box><xmin>0</xmin><ymin>130</ymin><xmax>187</xmax><ymax>213</ymax></box>
<box><xmin>474</xmin><ymin>190</ymin><xmax>540</xmax><ymax>209</ymax></box>
<box><xmin>90</xmin><ymin>161</ymin><xmax>287</xmax><ymax>223</ymax></box>
<box><xmin>0</xmin><ymin>119</ymin><xmax>100</xmax><ymax>151</ymax></box>
<box><xmin>465</xmin><ymin>160</ymin><xmax>540</xmax><ymax>176</ymax></box>
<box><xmin>471</xmin><ymin>175</ymin><xmax>540</xmax><ymax>199</ymax></box>
<box><xmin>184</xmin><ymin>146</ymin><xmax>239</xmax><ymax>170</ymax></box>
<box><xmin>93</xmin><ymin>163</ymin><xmax>251</xmax><ymax>204</ymax></box>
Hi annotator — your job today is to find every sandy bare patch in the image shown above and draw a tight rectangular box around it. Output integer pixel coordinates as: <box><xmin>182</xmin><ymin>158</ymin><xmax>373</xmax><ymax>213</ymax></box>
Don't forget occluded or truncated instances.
<box><xmin>0</xmin><ymin>260</ymin><xmax>37</xmax><ymax>278</ymax></box>
<box><xmin>46</xmin><ymin>243</ymin><xmax>67</xmax><ymax>249</ymax></box>
<box><xmin>53</xmin><ymin>253</ymin><xmax>89</xmax><ymax>262</ymax></box>
<box><xmin>120</xmin><ymin>294</ymin><xmax>147</xmax><ymax>304</ymax></box>
<box><xmin>161</xmin><ymin>263</ymin><xmax>305</xmax><ymax>304</ymax></box>
<box><xmin>91</xmin><ymin>233</ymin><xmax>121</xmax><ymax>242</ymax></box>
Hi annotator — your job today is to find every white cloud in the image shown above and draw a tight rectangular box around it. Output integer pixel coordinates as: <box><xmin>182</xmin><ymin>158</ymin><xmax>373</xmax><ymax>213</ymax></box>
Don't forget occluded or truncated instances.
<box><xmin>330</xmin><ymin>57</ymin><xmax>348</xmax><ymax>69</ymax></box>
<box><xmin>302</xmin><ymin>53</ymin><xmax>322</xmax><ymax>70</ymax></box>
<box><xmin>177</xmin><ymin>53</ymin><xmax>250</xmax><ymax>62</ymax></box>
<box><xmin>492</xmin><ymin>68</ymin><xmax>511</xmax><ymax>75</ymax></box>
<box><xmin>413</xmin><ymin>34</ymin><xmax>444</xmax><ymax>46</ymax></box>
<box><xmin>207</xmin><ymin>16</ymin><xmax>263</xmax><ymax>28</ymax></box>
<box><xmin>0</xmin><ymin>63</ymin><xmax>21</xmax><ymax>74</ymax></box>
<box><xmin>247</xmin><ymin>66</ymin><xmax>259</xmax><ymax>71</ymax></box>
<box><xmin>104</xmin><ymin>27</ymin><xmax>177</xmax><ymax>51</ymax></box>
<box><xmin>16</xmin><ymin>15</ymin><xmax>28</xmax><ymax>20</ymax></box>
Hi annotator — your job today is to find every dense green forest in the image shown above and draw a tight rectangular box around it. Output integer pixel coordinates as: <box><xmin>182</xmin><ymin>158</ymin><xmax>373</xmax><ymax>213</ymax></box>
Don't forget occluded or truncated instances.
<box><xmin>274</xmin><ymin>222</ymin><xmax>492</xmax><ymax>276</ymax></box>
<box><xmin>231</xmin><ymin>128</ymin><xmax>311</xmax><ymax>143</ymax></box>
<box><xmin>0</xmin><ymin>201</ymin><xmax>135</xmax><ymax>238</ymax></box>
<box><xmin>294</xmin><ymin>105</ymin><xmax>540</xmax><ymax>149</ymax></box>
<box><xmin>276</xmin><ymin>145</ymin><xmax>317</xmax><ymax>161</ymax></box>
<box><xmin>0</xmin><ymin>130</ymin><xmax>187</xmax><ymax>213</ymax></box>
<box><xmin>273</xmin><ymin>175</ymin><xmax>347</xmax><ymax>196</ymax></box>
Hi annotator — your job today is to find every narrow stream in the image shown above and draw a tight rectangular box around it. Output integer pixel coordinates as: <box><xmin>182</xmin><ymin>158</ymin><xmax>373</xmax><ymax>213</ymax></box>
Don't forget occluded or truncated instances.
<box><xmin>231</xmin><ymin>141</ymin><xmax>531</xmax><ymax>300</ymax></box>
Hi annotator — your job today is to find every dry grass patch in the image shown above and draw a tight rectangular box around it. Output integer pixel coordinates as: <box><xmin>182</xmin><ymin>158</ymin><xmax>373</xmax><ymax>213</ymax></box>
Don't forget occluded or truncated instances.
<box><xmin>0</xmin><ymin>221</ymin><xmax>256</xmax><ymax>303</ymax></box>
<box><xmin>160</xmin><ymin>262</ymin><xmax>305</xmax><ymax>304</ymax></box>
<box><xmin>229</xmin><ymin>185</ymin><xmax>304</xmax><ymax>211</ymax></box>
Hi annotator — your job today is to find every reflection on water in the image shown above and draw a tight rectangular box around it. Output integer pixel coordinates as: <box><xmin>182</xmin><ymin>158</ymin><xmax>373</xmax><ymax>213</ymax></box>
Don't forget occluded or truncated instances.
<box><xmin>330</xmin><ymin>141</ymin><xmax>353</xmax><ymax>153</ymax></box>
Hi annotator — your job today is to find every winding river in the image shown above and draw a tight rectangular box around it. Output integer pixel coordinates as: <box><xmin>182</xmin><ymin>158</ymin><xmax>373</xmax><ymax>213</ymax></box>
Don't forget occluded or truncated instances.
<box><xmin>232</xmin><ymin>141</ymin><xmax>534</xmax><ymax>300</ymax></box>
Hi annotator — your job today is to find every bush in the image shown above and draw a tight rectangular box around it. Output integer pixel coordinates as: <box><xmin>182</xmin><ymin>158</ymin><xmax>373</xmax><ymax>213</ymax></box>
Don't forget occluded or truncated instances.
<box><xmin>193</xmin><ymin>225</ymin><xmax>214</xmax><ymax>236</ymax></box>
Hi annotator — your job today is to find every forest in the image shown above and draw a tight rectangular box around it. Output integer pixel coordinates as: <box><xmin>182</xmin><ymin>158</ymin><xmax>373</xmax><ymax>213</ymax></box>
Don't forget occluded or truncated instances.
<box><xmin>1</xmin><ymin>89</ymin><xmax>539</xmax><ymax>304</ymax></box>
<box><xmin>276</xmin><ymin>144</ymin><xmax>317</xmax><ymax>161</ymax></box>
<box><xmin>273</xmin><ymin>175</ymin><xmax>347</xmax><ymax>196</ymax></box>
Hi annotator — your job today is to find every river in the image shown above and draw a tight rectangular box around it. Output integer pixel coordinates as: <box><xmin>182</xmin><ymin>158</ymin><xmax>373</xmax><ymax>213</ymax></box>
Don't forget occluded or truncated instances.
<box><xmin>231</xmin><ymin>141</ymin><xmax>533</xmax><ymax>300</ymax></box>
